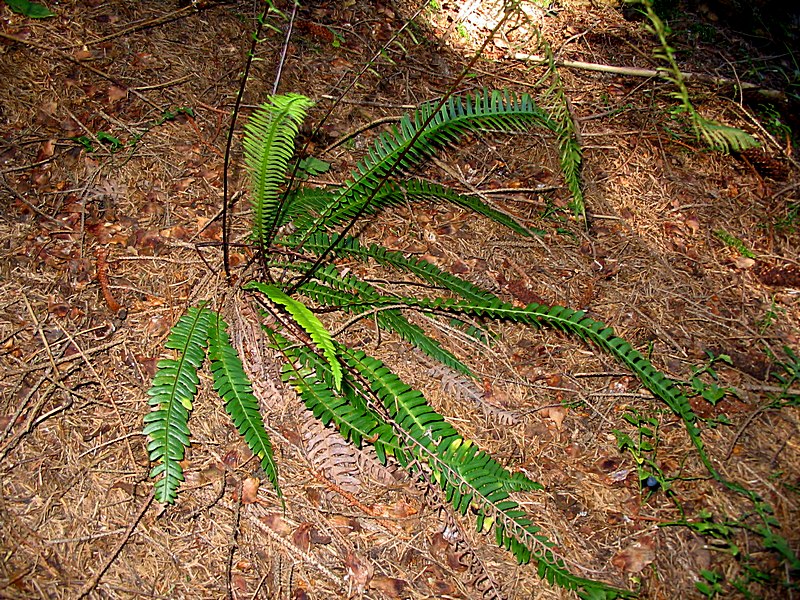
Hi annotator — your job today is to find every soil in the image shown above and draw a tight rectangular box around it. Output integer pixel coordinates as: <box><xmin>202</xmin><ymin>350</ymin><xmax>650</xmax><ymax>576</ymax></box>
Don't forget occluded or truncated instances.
<box><xmin>1</xmin><ymin>1</ymin><xmax>798</xmax><ymax>599</ymax></box>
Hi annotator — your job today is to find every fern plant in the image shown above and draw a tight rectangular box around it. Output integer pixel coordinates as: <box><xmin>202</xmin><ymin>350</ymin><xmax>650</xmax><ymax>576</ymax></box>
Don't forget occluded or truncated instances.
<box><xmin>633</xmin><ymin>0</ymin><xmax>759</xmax><ymax>153</ymax></box>
<box><xmin>144</xmin><ymin>88</ymin><xmax>752</xmax><ymax>598</ymax></box>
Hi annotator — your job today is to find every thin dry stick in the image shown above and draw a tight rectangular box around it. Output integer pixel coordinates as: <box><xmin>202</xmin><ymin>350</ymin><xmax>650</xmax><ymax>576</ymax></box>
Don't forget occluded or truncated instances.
<box><xmin>46</xmin><ymin>529</ymin><xmax>128</xmax><ymax>545</ymax></box>
<box><xmin>51</xmin><ymin>317</ymin><xmax>137</xmax><ymax>466</ymax></box>
<box><xmin>132</xmin><ymin>74</ymin><xmax>195</xmax><ymax>91</ymax></box>
<box><xmin>1</xmin><ymin>176</ymin><xmax>61</xmax><ymax>221</ymax></box>
<box><xmin>0</xmin><ymin>364</ymin><xmax>98</xmax><ymax>463</ymax></box>
<box><xmin>0</xmin><ymin>301</ymin><xmax>77</xmax><ymax>460</ymax></box>
<box><xmin>228</xmin><ymin>501</ymin><xmax>345</xmax><ymax>589</ymax></box>
<box><xmin>482</xmin><ymin>185</ymin><xmax>560</xmax><ymax>195</ymax></box>
<box><xmin>741</xmin><ymin>383</ymin><xmax>800</xmax><ymax>396</ymax></box>
<box><xmin>0</xmin><ymin>373</ymin><xmax>51</xmax><ymax>456</ymax></box>
<box><xmin>0</xmin><ymin>32</ymin><xmax>160</xmax><ymax>110</ymax></box>
<box><xmin>22</xmin><ymin>296</ymin><xmax>60</xmax><ymax>377</ymax></box>
<box><xmin>732</xmin><ymin>98</ymin><xmax>800</xmax><ymax>170</ymax></box>
<box><xmin>301</xmin><ymin>1</ymin><xmax>431</xmax><ymax>150</ymax></box>
<box><xmin>272</xmin><ymin>0</ymin><xmax>298</xmax><ymax>95</ymax></box>
<box><xmin>250</xmin><ymin>573</ymin><xmax>269</xmax><ymax>600</ymax></box>
<box><xmin>724</xmin><ymin>402</ymin><xmax>775</xmax><ymax>460</ymax></box>
<box><xmin>0</xmin><ymin>506</ymin><xmax>63</xmax><ymax>579</ymax></box>
<box><xmin>430</xmin><ymin>156</ymin><xmax>531</xmax><ymax>230</ymax></box>
<box><xmin>321</xmin><ymin>115</ymin><xmax>402</xmax><ymax>155</ymax></box>
<box><xmin>78</xmin><ymin>431</ymin><xmax>144</xmax><ymax>459</ymax></box>
<box><xmin>60</xmin><ymin>6</ymin><xmax>195</xmax><ymax>49</ymax></box>
<box><xmin>319</xmin><ymin>94</ymin><xmax>416</xmax><ymax>110</ymax></box>
<box><xmin>77</xmin><ymin>493</ymin><xmax>155</xmax><ymax>599</ymax></box>
<box><xmin>0</xmin><ymin>365</ymin><xmax>48</xmax><ymax>441</ymax></box>
<box><xmin>2</xmin><ymin>338</ymin><xmax>123</xmax><ymax>378</ymax></box>
<box><xmin>227</xmin><ymin>481</ymin><xmax>243</xmax><ymax>600</ymax></box>
<box><xmin>267</xmin><ymin>0</ymin><xmax>434</xmax><ymax>250</ymax></box>
<box><xmin>330</xmin><ymin>304</ymin><xmax>409</xmax><ymax>337</ymax></box>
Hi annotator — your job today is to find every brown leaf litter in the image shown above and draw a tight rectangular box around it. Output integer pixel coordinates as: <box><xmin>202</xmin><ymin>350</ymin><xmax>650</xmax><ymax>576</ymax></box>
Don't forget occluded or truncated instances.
<box><xmin>1</xmin><ymin>1</ymin><xmax>799</xmax><ymax>599</ymax></box>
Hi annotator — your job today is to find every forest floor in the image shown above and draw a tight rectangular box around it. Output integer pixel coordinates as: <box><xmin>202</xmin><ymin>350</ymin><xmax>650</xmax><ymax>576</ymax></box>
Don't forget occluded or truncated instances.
<box><xmin>1</xmin><ymin>1</ymin><xmax>799</xmax><ymax>598</ymax></box>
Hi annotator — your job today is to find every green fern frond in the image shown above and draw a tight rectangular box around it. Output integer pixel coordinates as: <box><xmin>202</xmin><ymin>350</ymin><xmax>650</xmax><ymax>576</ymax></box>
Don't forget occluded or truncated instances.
<box><xmin>296</xmin><ymin>89</ymin><xmax>555</xmax><ymax>242</ymax></box>
<box><xmin>265</xmin><ymin>326</ymin><xmax>407</xmax><ymax>465</ymax></box>
<box><xmin>273</xmin><ymin>325</ymin><xmax>625</xmax><ymax>596</ymax></box>
<box><xmin>331</xmin><ymin>292</ymin><xmax>699</xmax><ymax>437</ymax></box>
<box><xmin>143</xmin><ymin>306</ymin><xmax>213</xmax><ymax>504</ymax></box>
<box><xmin>387</xmin><ymin>180</ymin><xmax>532</xmax><ymax>237</ymax></box>
<box><xmin>243</xmin><ymin>94</ymin><xmax>313</xmax><ymax>249</ymax></box>
<box><xmin>342</xmin><ymin>347</ymin><xmax>460</xmax><ymax>455</ymax></box>
<box><xmin>296</xmin><ymin>233</ymin><xmax>500</xmax><ymax>304</ymax></box>
<box><xmin>282</xmin><ymin>186</ymin><xmax>338</xmax><ymax>227</ymax></box>
<box><xmin>207</xmin><ymin>313</ymin><xmax>281</xmax><ymax>500</ymax></box>
<box><xmin>339</xmin><ymin>345</ymin><xmax>625</xmax><ymax>597</ymax></box>
<box><xmin>340</xmin><ymin>345</ymin><xmax>536</xmax><ymax>489</ymax></box>
<box><xmin>289</xmin><ymin>179</ymin><xmax>532</xmax><ymax>237</ymax></box>
<box><xmin>535</xmin><ymin>38</ymin><xmax>585</xmax><ymax>217</ymax></box>
<box><xmin>270</xmin><ymin>261</ymin><xmax>475</xmax><ymax>377</ymax></box>
<box><xmin>693</xmin><ymin>113</ymin><xmax>758</xmax><ymax>153</ymax></box>
<box><xmin>244</xmin><ymin>281</ymin><xmax>343</xmax><ymax>391</ymax></box>
<box><xmin>553</xmin><ymin>124</ymin><xmax>583</xmax><ymax>215</ymax></box>
<box><xmin>639</xmin><ymin>0</ymin><xmax>758</xmax><ymax>154</ymax></box>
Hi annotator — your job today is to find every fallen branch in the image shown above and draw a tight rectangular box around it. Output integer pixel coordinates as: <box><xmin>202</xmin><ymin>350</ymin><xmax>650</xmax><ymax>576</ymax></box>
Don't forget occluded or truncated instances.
<box><xmin>513</xmin><ymin>53</ymin><xmax>788</xmax><ymax>103</ymax></box>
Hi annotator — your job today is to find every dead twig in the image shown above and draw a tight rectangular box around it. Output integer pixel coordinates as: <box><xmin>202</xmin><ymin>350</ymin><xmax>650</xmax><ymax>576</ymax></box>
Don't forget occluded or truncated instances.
<box><xmin>725</xmin><ymin>402</ymin><xmax>776</xmax><ymax>460</ymax></box>
<box><xmin>272</xmin><ymin>0</ymin><xmax>298</xmax><ymax>95</ymax></box>
<box><xmin>227</xmin><ymin>480</ymin><xmax>242</xmax><ymax>600</ymax></box>
<box><xmin>0</xmin><ymin>32</ymin><xmax>161</xmax><ymax>110</ymax></box>
<box><xmin>59</xmin><ymin>6</ymin><xmax>196</xmax><ymax>50</ymax></box>
<box><xmin>1</xmin><ymin>338</ymin><xmax>124</xmax><ymax>378</ymax></box>
<box><xmin>321</xmin><ymin>115</ymin><xmax>402</xmax><ymax>155</ymax></box>
<box><xmin>227</xmin><ymin>500</ymin><xmax>345</xmax><ymax>589</ymax></box>
<box><xmin>49</xmin><ymin>316</ymin><xmax>138</xmax><ymax>466</ymax></box>
<box><xmin>1</xmin><ymin>176</ymin><xmax>61</xmax><ymax>221</ymax></box>
<box><xmin>77</xmin><ymin>493</ymin><xmax>155</xmax><ymax>599</ymax></box>
<box><xmin>318</xmin><ymin>94</ymin><xmax>416</xmax><ymax>110</ymax></box>
<box><xmin>0</xmin><ymin>372</ymin><xmax>51</xmax><ymax>454</ymax></box>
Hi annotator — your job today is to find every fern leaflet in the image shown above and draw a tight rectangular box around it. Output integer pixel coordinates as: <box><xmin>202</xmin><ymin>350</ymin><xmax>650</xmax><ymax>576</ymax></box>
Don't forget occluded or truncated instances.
<box><xmin>639</xmin><ymin>0</ymin><xmax>758</xmax><ymax>153</ymax></box>
<box><xmin>294</xmin><ymin>232</ymin><xmax>500</xmax><ymax>304</ymax></box>
<box><xmin>339</xmin><ymin>345</ymin><xmax>626</xmax><ymax>598</ymax></box>
<box><xmin>265</xmin><ymin>326</ymin><xmax>408</xmax><ymax>466</ymax></box>
<box><xmin>143</xmin><ymin>306</ymin><xmax>212</xmax><ymax>504</ymax></box>
<box><xmin>295</xmin><ymin>89</ymin><xmax>554</xmax><ymax>244</ymax></box>
<box><xmin>288</xmin><ymin>179</ymin><xmax>532</xmax><ymax>237</ymax></box>
<box><xmin>207</xmin><ymin>312</ymin><xmax>282</xmax><ymax>501</ymax></box>
<box><xmin>270</xmin><ymin>261</ymin><xmax>475</xmax><ymax>377</ymax></box>
<box><xmin>245</xmin><ymin>281</ymin><xmax>343</xmax><ymax>391</ymax></box>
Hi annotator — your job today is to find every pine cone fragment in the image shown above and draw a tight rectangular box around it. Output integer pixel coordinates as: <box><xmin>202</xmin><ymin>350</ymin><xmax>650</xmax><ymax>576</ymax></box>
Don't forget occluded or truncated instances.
<box><xmin>755</xmin><ymin>262</ymin><xmax>800</xmax><ymax>287</ymax></box>
<box><xmin>739</xmin><ymin>148</ymin><xmax>789</xmax><ymax>181</ymax></box>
